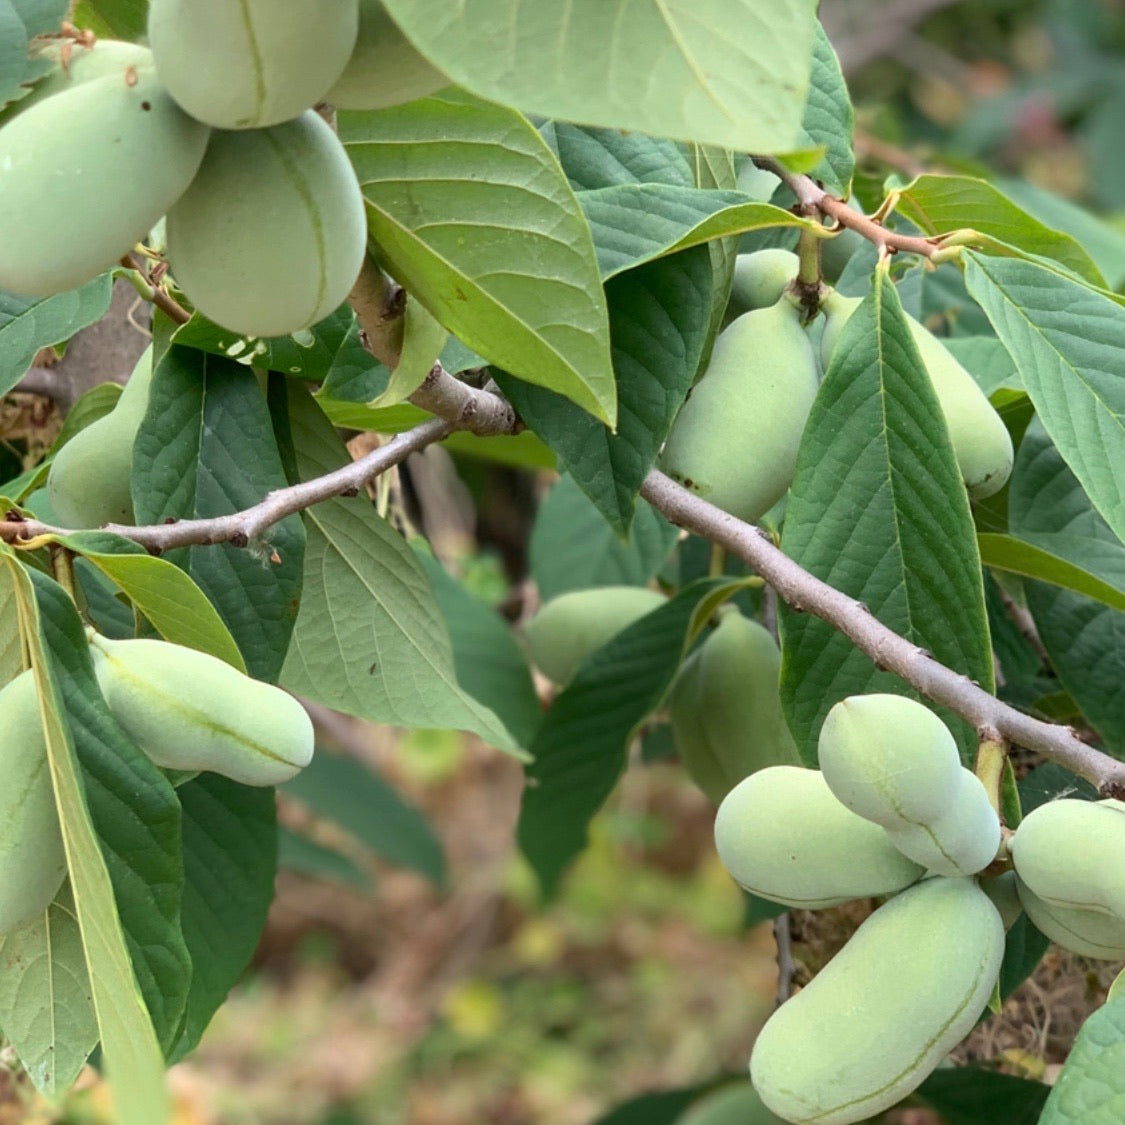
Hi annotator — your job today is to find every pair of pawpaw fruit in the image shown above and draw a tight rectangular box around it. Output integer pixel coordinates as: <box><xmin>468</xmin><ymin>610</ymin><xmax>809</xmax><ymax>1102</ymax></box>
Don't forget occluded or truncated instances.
<box><xmin>0</xmin><ymin>636</ymin><xmax>314</xmax><ymax>939</ymax></box>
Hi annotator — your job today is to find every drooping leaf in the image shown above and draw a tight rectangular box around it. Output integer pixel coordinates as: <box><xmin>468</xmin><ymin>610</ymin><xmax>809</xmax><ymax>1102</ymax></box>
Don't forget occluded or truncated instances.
<box><xmin>780</xmin><ymin>268</ymin><xmax>994</xmax><ymax>763</ymax></box>
<box><xmin>340</xmin><ymin>91</ymin><xmax>616</xmax><ymax>424</ymax></box>
<box><xmin>1038</xmin><ymin>997</ymin><xmax>1125</xmax><ymax>1124</ymax></box>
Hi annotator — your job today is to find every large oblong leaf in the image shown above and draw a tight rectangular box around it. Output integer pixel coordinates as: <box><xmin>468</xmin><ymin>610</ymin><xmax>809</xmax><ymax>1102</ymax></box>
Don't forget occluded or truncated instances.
<box><xmin>339</xmin><ymin>91</ymin><xmax>616</xmax><ymax>425</ymax></box>
<box><xmin>1039</xmin><ymin>997</ymin><xmax>1125</xmax><ymax>1124</ymax></box>
<box><xmin>779</xmin><ymin>269</ymin><xmax>994</xmax><ymax>762</ymax></box>
<box><xmin>380</xmin><ymin>0</ymin><xmax>818</xmax><ymax>154</ymax></box>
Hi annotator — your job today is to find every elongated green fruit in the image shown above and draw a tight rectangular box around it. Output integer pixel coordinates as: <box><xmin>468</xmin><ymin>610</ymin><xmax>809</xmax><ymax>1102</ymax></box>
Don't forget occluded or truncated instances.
<box><xmin>659</xmin><ymin>298</ymin><xmax>819</xmax><ymax>523</ymax></box>
<box><xmin>167</xmin><ymin>112</ymin><xmax>367</xmax><ymax>338</ymax></box>
<box><xmin>327</xmin><ymin>0</ymin><xmax>447</xmax><ymax>109</ymax></box>
<box><xmin>714</xmin><ymin>766</ymin><xmax>924</xmax><ymax>909</ymax></box>
<box><xmin>1011</xmin><ymin>799</ymin><xmax>1125</xmax><ymax>919</ymax></box>
<box><xmin>524</xmin><ymin>586</ymin><xmax>666</xmax><ymax>687</ymax></box>
<box><xmin>89</xmin><ymin>635</ymin><xmax>314</xmax><ymax>786</ymax></box>
<box><xmin>727</xmin><ymin>250</ymin><xmax>799</xmax><ymax>318</ymax></box>
<box><xmin>48</xmin><ymin>346</ymin><xmax>155</xmax><ymax>528</ymax></box>
<box><xmin>0</xmin><ymin>670</ymin><xmax>67</xmax><ymax>936</ymax></box>
<box><xmin>0</xmin><ymin>64</ymin><xmax>209</xmax><ymax>297</ymax></box>
<box><xmin>1016</xmin><ymin>878</ymin><xmax>1125</xmax><ymax>960</ymax></box>
<box><xmin>668</xmin><ymin>609</ymin><xmax>799</xmax><ymax>804</ymax></box>
<box><xmin>750</xmin><ymin>877</ymin><xmax>1005</xmax><ymax>1125</ymax></box>
<box><xmin>820</xmin><ymin>290</ymin><xmax>1013</xmax><ymax>498</ymax></box>
<box><xmin>148</xmin><ymin>0</ymin><xmax>359</xmax><ymax>129</ymax></box>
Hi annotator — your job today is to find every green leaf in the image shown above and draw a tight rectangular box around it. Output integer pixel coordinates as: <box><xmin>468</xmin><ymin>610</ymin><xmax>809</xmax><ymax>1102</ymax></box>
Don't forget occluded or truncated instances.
<box><xmin>340</xmin><ymin>91</ymin><xmax>616</xmax><ymax>425</ymax></box>
<box><xmin>497</xmin><ymin>245</ymin><xmax>712</xmax><ymax>532</ymax></box>
<box><xmin>277</xmin><ymin>828</ymin><xmax>370</xmax><ymax>889</ymax></box>
<box><xmin>579</xmin><ymin>185</ymin><xmax>810</xmax><ymax>280</ymax></box>
<box><xmin>380</xmin><ymin>0</ymin><xmax>818</xmax><ymax>153</ymax></box>
<box><xmin>796</xmin><ymin>22</ymin><xmax>854</xmax><ymax>197</ymax></box>
<box><xmin>12</xmin><ymin>0</ymin><xmax>68</xmax><ymax>38</ymax></box>
<box><xmin>914</xmin><ymin>1067</ymin><xmax>1049</xmax><ymax>1125</ymax></box>
<box><xmin>529</xmin><ymin>474</ymin><xmax>679</xmax><ymax>601</ymax></box>
<box><xmin>415</xmin><ymin>548</ymin><xmax>542</xmax><ymax>750</ymax></box>
<box><xmin>277</xmin><ymin>383</ymin><xmax>520</xmax><ymax>755</ymax></box>
<box><xmin>0</xmin><ymin>276</ymin><xmax>113</xmax><ymax>397</ymax></box>
<box><xmin>942</xmin><ymin>336</ymin><xmax>1022</xmax><ymax>395</ymax></box>
<box><xmin>368</xmin><ymin>297</ymin><xmax>446</xmax><ymax>409</ymax></box>
<box><xmin>1</xmin><ymin>552</ymin><xmax>169</xmax><ymax>1125</ymax></box>
<box><xmin>546</xmin><ymin>123</ymin><xmax>694</xmax><ymax>191</ymax></box>
<box><xmin>518</xmin><ymin>577</ymin><xmax>745</xmax><ymax>895</ymax></box>
<box><xmin>779</xmin><ymin>269</ymin><xmax>994</xmax><ymax>764</ymax></box>
<box><xmin>170</xmin><ymin>774</ymin><xmax>275</xmax><ymax>1063</ymax></box>
<box><xmin>71</xmin><ymin>0</ymin><xmax>147</xmax><ymax>40</ymax></box>
<box><xmin>895</xmin><ymin>176</ymin><xmax>1104</xmax><ymax>285</ymax></box>
<box><xmin>283</xmin><ymin>751</ymin><xmax>444</xmax><ymax>886</ymax></box>
<box><xmin>32</xmin><ymin>571</ymin><xmax>190</xmax><ymax>1056</ymax></box>
<box><xmin>48</xmin><ymin>532</ymin><xmax>247</xmax><ymax>670</ymax></box>
<box><xmin>0</xmin><ymin>554</ymin><xmax>20</xmax><ymax>683</ymax></box>
<box><xmin>978</xmin><ymin>534</ymin><xmax>1125</xmax><ymax>613</ymax></box>
<box><xmin>963</xmin><ymin>253</ymin><xmax>1125</xmax><ymax>545</ymax></box>
<box><xmin>1039</xmin><ymin>997</ymin><xmax>1125</xmax><ymax>1124</ymax></box>
<box><xmin>0</xmin><ymin>884</ymin><xmax>97</xmax><ymax>1099</ymax></box>
<box><xmin>0</xmin><ymin>1</ymin><xmax>31</xmax><ymax>111</ymax></box>
<box><xmin>996</xmin><ymin>912</ymin><xmax>1050</xmax><ymax>1004</ymax></box>
<box><xmin>132</xmin><ymin>345</ymin><xmax>305</xmax><ymax>682</ymax></box>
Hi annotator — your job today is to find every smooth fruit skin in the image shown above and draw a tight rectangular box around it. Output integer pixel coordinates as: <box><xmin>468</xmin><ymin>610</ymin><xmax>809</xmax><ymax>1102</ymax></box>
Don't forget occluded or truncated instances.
<box><xmin>1016</xmin><ymin>878</ymin><xmax>1125</xmax><ymax>960</ymax></box>
<box><xmin>327</xmin><ymin>0</ymin><xmax>447</xmax><ymax>109</ymax></box>
<box><xmin>714</xmin><ymin>766</ymin><xmax>924</xmax><ymax>909</ymax></box>
<box><xmin>148</xmin><ymin>0</ymin><xmax>359</xmax><ymax>129</ymax></box>
<box><xmin>820</xmin><ymin>291</ymin><xmax>1013</xmax><ymax>499</ymax></box>
<box><xmin>659</xmin><ymin>299</ymin><xmax>819</xmax><ymax>524</ymax></box>
<box><xmin>166</xmin><ymin>111</ymin><xmax>367</xmax><ymax>338</ymax></box>
<box><xmin>726</xmin><ymin>250</ymin><xmax>799</xmax><ymax>318</ymax></box>
<box><xmin>0</xmin><ymin>65</ymin><xmax>210</xmax><ymax>298</ymax></box>
<box><xmin>0</xmin><ymin>670</ymin><xmax>67</xmax><ymax>936</ymax></box>
<box><xmin>1011</xmin><ymin>799</ymin><xmax>1125</xmax><ymax>918</ymax></box>
<box><xmin>89</xmin><ymin>635</ymin><xmax>314</xmax><ymax>786</ymax></box>
<box><xmin>668</xmin><ymin>610</ymin><xmax>799</xmax><ymax>805</ymax></box>
<box><xmin>524</xmin><ymin>587</ymin><xmax>666</xmax><ymax>687</ymax></box>
<box><xmin>750</xmin><ymin>877</ymin><xmax>1005</xmax><ymax>1125</ymax></box>
<box><xmin>48</xmin><ymin>346</ymin><xmax>155</xmax><ymax>528</ymax></box>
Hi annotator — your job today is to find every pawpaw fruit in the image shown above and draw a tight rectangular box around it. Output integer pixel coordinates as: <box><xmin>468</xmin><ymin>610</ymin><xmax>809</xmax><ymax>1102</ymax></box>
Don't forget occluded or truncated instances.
<box><xmin>148</xmin><ymin>0</ymin><xmax>359</xmax><ymax>129</ymax></box>
<box><xmin>327</xmin><ymin>0</ymin><xmax>447</xmax><ymax>110</ymax></box>
<box><xmin>668</xmin><ymin>609</ymin><xmax>799</xmax><ymax>804</ymax></box>
<box><xmin>713</xmin><ymin>766</ymin><xmax>924</xmax><ymax>909</ymax></box>
<box><xmin>750</xmin><ymin>877</ymin><xmax>1005</xmax><ymax>1125</ymax></box>
<box><xmin>166</xmin><ymin>111</ymin><xmax>367</xmax><ymax>338</ymax></box>
<box><xmin>819</xmin><ymin>290</ymin><xmax>1014</xmax><ymax>498</ymax></box>
<box><xmin>0</xmin><ymin>64</ymin><xmax>210</xmax><ymax>298</ymax></box>
<box><xmin>659</xmin><ymin>297</ymin><xmax>819</xmax><ymax>523</ymax></box>
<box><xmin>818</xmin><ymin>694</ymin><xmax>1000</xmax><ymax>876</ymax></box>
<box><xmin>88</xmin><ymin>635</ymin><xmax>314</xmax><ymax>786</ymax></box>
<box><xmin>0</xmin><ymin>670</ymin><xmax>67</xmax><ymax>936</ymax></box>
<box><xmin>48</xmin><ymin>345</ymin><xmax>155</xmax><ymax>528</ymax></box>
<box><xmin>726</xmin><ymin>250</ymin><xmax>799</xmax><ymax>319</ymax></box>
<box><xmin>1016</xmin><ymin>878</ymin><xmax>1125</xmax><ymax>961</ymax></box>
<box><xmin>1011</xmin><ymin>798</ymin><xmax>1125</xmax><ymax>919</ymax></box>
<box><xmin>524</xmin><ymin>586</ymin><xmax>666</xmax><ymax>687</ymax></box>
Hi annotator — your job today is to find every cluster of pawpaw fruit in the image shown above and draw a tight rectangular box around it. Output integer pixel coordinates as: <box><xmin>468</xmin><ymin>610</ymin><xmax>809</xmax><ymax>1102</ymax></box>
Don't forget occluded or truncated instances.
<box><xmin>0</xmin><ymin>1</ymin><xmax>447</xmax><ymax>337</ymax></box>
<box><xmin>658</xmin><ymin>248</ymin><xmax>1013</xmax><ymax>521</ymax></box>
<box><xmin>0</xmin><ymin>633</ymin><xmax>314</xmax><ymax>939</ymax></box>
<box><xmin>716</xmin><ymin>692</ymin><xmax>1007</xmax><ymax>1124</ymax></box>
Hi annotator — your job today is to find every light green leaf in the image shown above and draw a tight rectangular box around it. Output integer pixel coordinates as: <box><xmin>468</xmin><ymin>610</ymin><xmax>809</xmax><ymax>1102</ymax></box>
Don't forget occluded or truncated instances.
<box><xmin>963</xmin><ymin>252</ymin><xmax>1125</xmax><ymax>544</ymax></box>
<box><xmin>340</xmin><ymin>91</ymin><xmax>616</xmax><ymax>424</ymax></box>
<box><xmin>368</xmin><ymin>298</ymin><xmax>446</xmax><ymax>409</ymax></box>
<box><xmin>795</xmin><ymin>22</ymin><xmax>854</xmax><ymax>197</ymax></box>
<box><xmin>1039</xmin><ymin>997</ymin><xmax>1125</xmax><ymax>1124</ymax></box>
<box><xmin>0</xmin><ymin>557</ymin><xmax>19</xmax><ymax>684</ymax></box>
<box><xmin>0</xmin><ymin>884</ymin><xmax>97</xmax><ymax>1100</ymax></box>
<box><xmin>71</xmin><ymin>0</ymin><xmax>146</xmax><ymax>40</ymax></box>
<box><xmin>380</xmin><ymin>0</ymin><xmax>818</xmax><ymax>153</ymax></box>
<box><xmin>978</xmin><ymin>534</ymin><xmax>1125</xmax><ymax>612</ymax></box>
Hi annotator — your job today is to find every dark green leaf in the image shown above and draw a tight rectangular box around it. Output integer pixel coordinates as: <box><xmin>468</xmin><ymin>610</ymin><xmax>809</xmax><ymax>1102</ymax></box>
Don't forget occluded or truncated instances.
<box><xmin>547</xmin><ymin>123</ymin><xmax>694</xmax><ymax>192</ymax></box>
<box><xmin>914</xmin><ymin>1067</ymin><xmax>1049</xmax><ymax>1124</ymax></box>
<box><xmin>277</xmin><ymin>828</ymin><xmax>370</xmax><ymax>889</ymax></box>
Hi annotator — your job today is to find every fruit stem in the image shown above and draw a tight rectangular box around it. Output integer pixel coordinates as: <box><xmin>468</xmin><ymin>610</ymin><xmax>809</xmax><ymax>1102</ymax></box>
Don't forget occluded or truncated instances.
<box><xmin>793</xmin><ymin>228</ymin><xmax>825</xmax><ymax>322</ymax></box>
<box><xmin>49</xmin><ymin>544</ymin><xmax>77</xmax><ymax>603</ymax></box>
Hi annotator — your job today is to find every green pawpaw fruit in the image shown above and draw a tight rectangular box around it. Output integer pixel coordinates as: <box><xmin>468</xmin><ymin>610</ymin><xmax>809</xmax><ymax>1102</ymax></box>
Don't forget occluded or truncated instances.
<box><xmin>659</xmin><ymin>298</ymin><xmax>819</xmax><ymax>523</ymax></box>
<box><xmin>166</xmin><ymin>111</ymin><xmax>367</xmax><ymax>338</ymax></box>
<box><xmin>820</xmin><ymin>290</ymin><xmax>1013</xmax><ymax>498</ymax></box>
<box><xmin>818</xmin><ymin>694</ymin><xmax>1000</xmax><ymax>876</ymax></box>
<box><xmin>1011</xmin><ymin>798</ymin><xmax>1125</xmax><ymax>919</ymax></box>
<box><xmin>48</xmin><ymin>346</ymin><xmax>155</xmax><ymax>528</ymax></box>
<box><xmin>524</xmin><ymin>586</ymin><xmax>666</xmax><ymax>687</ymax></box>
<box><xmin>89</xmin><ymin>635</ymin><xmax>314</xmax><ymax>786</ymax></box>
<box><xmin>726</xmin><ymin>250</ymin><xmax>799</xmax><ymax>318</ymax></box>
<box><xmin>0</xmin><ymin>670</ymin><xmax>67</xmax><ymax>936</ymax></box>
<box><xmin>668</xmin><ymin>609</ymin><xmax>799</xmax><ymax>804</ymax></box>
<box><xmin>750</xmin><ymin>877</ymin><xmax>1005</xmax><ymax>1125</ymax></box>
<box><xmin>327</xmin><ymin>0</ymin><xmax>447</xmax><ymax>109</ymax></box>
<box><xmin>713</xmin><ymin>766</ymin><xmax>924</xmax><ymax>909</ymax></box>
<box><xmin>1016</xmin><ymin>878</ymin><xmax>1125</xmax><ymax>961</ymax></box>
<box><xmin>0</xmin><ymin>65</ymin><xmax>210</xmax><ymax>298</ymax></box>
<box><xmin>148</xmin><ymin>0</ymin><xmax>359</xmax><ymax>129</ymax></box>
